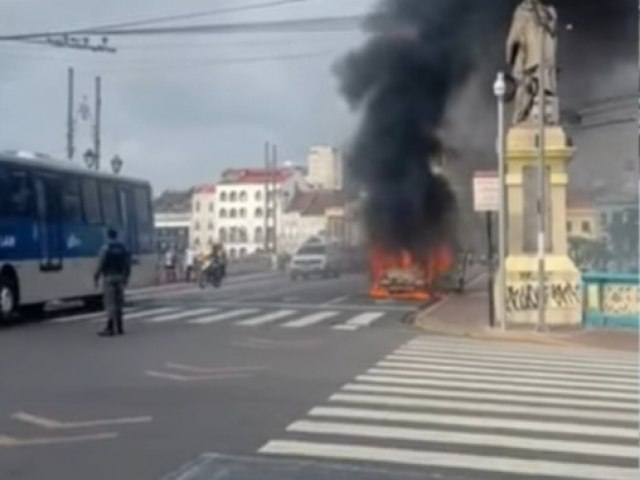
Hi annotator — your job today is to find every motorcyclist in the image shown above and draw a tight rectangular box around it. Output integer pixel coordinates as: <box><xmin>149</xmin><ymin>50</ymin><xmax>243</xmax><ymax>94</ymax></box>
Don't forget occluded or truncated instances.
<box><xmin>201</xmin><ymin>243</ymin><xmax>226</xmax><ymax>283</ymax></box>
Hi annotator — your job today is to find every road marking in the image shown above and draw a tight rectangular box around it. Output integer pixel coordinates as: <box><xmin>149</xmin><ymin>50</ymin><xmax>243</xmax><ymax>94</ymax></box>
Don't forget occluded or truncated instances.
<box><xmin>286</xmin><ymin>420</ymin><xmax>640</xmax><ymax>459</ymax></box>
<box><xmin>329</xmin><ymin>393</ymin><xmax>638</xmax><ymax>423</ymax></box>
<box><xmin>122</xmin><ymin>307</ymin><xmax>178</xmax><ymax>321</ymax></box>
<box><xmin>324</xmin><ymin>296</ymin><xmax>350</xmax><ymax>305</ymax></box>
<box><xmin>144</xmin><ymin>308</ymin><xmax>217</xmax><ymax>323</ymax></box>
<box><xmin>11</xmin><ymin>411</ymin><xmax>152</xmax><ymax>429</ymax></box>
<box><xmin>376</xmin><ymin>360</ymin><xmax>639</xmax><ymax>385</ymax></box>
<box><xmin>0</xmin><ymin>432</ymin><xmax>117</xmax><ymax>447</ymax></box>
<box><xmin>144</xmin><ymin>370</ymin><xmax>251</xmax><ymax>382</ymax></box>
<box><xmin>188</xmin><ymin>309</ymin><xmax>259</xmax><ymax>325</ymax></box>
<box><xmin>52</xmin><ymin>308</ymin><xmax>135</xmax><ymax>324</ymax></box>
<box><xmin>259</xmin><ymin>440</ymin><xmax>639</xmax><ymax>480</ymax></box>
<box><xmin>235</xmin><ymin>310</ymin><xmax>296</xmax><ymax>327</ymax></box>
<box><xmin>165</xmin><ymin>363</ymin><xmax>266</xmax><ymax>374</ymax></box>
<box><xmin>341</xmin><ymin>383</ymin><xmax>638</xmax><ymax>411</ymax></box>
<box><xmin>281</xmin><ymin>311</ymin><xmax>339</xmax><ymax>328</ymax></box>
<box><xmin>333</xmin><ymin>312</ymin><xmax>385</xmax><ymax>331</ymax></box>
<box><xmin>366</xmin><ymin>368</ymin><xmax>639</xmax><ymax>392</ymax></box>
<box><xmin>385</xmin><ymin>353</ymin><xmax>639</xmax><ymax>381</ymax></box>
<box><xmin>357</xmin><ymin>375</ymin><xmax>639</xmax><ymax>401</ymax></box>
<box><xmin>405</xmin><ymin>340</ymin><xmax>639</xmax><ymax>367</ymax></box>
<box><xmin>309</xmin><ymin>406</ymin><xmax>639</xmax><ymax>439</ymax></box>
<box><xmin>395</xmin><ymin>347</ymin><xmax>639</xmax><ymax>374</ymax></box>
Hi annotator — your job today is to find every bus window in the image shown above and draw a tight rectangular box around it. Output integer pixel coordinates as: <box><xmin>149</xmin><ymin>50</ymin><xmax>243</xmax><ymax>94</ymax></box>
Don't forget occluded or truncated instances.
<box><xmin>0</xmin><ymin>168</ymin><xmax>34</xmax><ymax>218</ymax></box>
<box><xmin>134</xmin><ymin>187</ymin><xmax>152</xmax><ymax>226</ymax></box>
<box><xmin>100</xmin><ymin>183</ymin><xmax>120</xmax><ymax>227</ymax></box>
<box><xmin>62</xmin><ymin>178</ymin><xmax>83</xmax><ymax>223</ymax></box>
<box><xmin>81</xmin><ymin>178</ymin><xmax>102</xmax><ymax>225</ymax></box>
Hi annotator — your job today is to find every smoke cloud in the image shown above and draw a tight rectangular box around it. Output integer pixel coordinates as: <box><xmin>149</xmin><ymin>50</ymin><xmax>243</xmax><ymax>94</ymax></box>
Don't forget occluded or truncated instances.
<box><xmin>336</xmin><ymin>0</ymin><xmax>636</xmax><ymax>256</ymax></box>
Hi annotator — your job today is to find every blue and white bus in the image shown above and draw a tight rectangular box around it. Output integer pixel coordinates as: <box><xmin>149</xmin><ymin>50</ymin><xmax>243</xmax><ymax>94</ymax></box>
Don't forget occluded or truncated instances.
<box><xmin>0</xmin><ymin>152</ymin><xmax>156</xmax><ymax>321</ymax></box>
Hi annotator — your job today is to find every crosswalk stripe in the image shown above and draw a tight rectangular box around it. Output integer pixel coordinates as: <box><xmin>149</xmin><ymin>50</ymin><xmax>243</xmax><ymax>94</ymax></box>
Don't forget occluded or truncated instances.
<box><xmin>409</xmin><ymin>337</ymin><xmax>639</xmax><ymax>363</ymax></box>
<box><xmin>287</xmin><ymin>420</ymin><xmax>640</xmax><ymax>459</ymax></box>
<box><xmin>235</xmin><ymin>310</ymin><xmax>296</xmax><ymax>327</ymax></box>
<box><xmin>144</xmin><ymin>308</ymin><xmax>217</xmax><ymax>323</ymax></box>
<box><xmin>366</xmin><ymin>368</ymin><xmax>639</xmax><ymax>392</ymax></box>
<box><xmin>187</xmin><ymin>309</ymin><xmax>259</xmax><ymax>325</ymax></box>
<box><xmin>308</xmin><ymin>406</ymin><xmax>639</xmax><ymax>439</ymax></box>
<box><xmin>395</xmin><ymin>347</ymin><xmax>639</xmax><ymax>374</ymax></box>
<box><xmin>123</xmin><ymin>307</ymin><xmax>179</xmax><ymax>321</ymax></box>
<box><xmin>329</xmin><ymin>393</ymin><xmax>638</xmax><ymax>423</ymax></box>
<box><xmin>376</xmin><ymin>360</ymin><xmax>639</xmax><ymax>385</ymax></box>
<box><xmin>401</xmin><ymin>343</ymin><xmax>638</xmax><ymax>369</ymax></box>
<box><xmin>357</xmin><ymin>375</ymin><xmax>639</xmax><ymax>401</ymax></box>
<box><xmin>342</xmin><ymin>383</ymin><xmax>638</xmax><ymax>411</ymax></box>
<box><xmin>281</xmin><ymin>311</ymin><xmax>339</xmax><ymax>328</ymax></box>
<box><xmin>332</xmin><ymin>312</ymin><xmax>385</xmax><ymax>331</ymax></box>
<box><xmin>385</xmin><ymin>353</ymin><xmax>639</xmax><ymax>380</ymax></box>
<box><xmin>259</xmin><ymin>440</ymin><xmax>639</xmax><ymax>480</ymax></box>
<box><xmin>52</xmin><ymin>308</ymin><xmax>135</xmax><ymax>324</ymax></box>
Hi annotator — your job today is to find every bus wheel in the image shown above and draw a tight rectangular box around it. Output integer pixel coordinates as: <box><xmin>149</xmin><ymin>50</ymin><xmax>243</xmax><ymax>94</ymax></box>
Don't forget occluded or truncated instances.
<box><xmin>0</xmin><ymin>276</ymin><xmax>18</xmax><ymax>322</ymax></box>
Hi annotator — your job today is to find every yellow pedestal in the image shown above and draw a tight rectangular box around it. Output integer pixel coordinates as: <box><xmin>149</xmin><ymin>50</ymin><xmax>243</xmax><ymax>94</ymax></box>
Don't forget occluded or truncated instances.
<box><xmin>495</xmin><ymin>125</ymin><xmax>582</xmax><ymax>326</ymax></box>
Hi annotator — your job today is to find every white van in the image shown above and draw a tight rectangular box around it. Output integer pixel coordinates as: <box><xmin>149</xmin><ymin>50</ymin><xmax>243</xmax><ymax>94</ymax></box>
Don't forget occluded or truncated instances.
<box><xmin>289</xmin><ymin>242</ymin><xmax>341</xmax><ymax>280</ymax></box>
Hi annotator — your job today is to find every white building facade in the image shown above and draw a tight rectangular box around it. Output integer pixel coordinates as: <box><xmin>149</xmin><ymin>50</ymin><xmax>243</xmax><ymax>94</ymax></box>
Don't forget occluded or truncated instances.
<box><xmin>306</xmin><ymin>146</ymin><xmax>343</xmax><ymax>190</ymax></box>
<box><xmin>214</xmin><ymin>168</ymin><xmax>308</xmax><ymax>259</ymax></box>
<box><xmin>190</xmin><ymin>185</ymin><xmax>217</xmax><ymax>250</ymax></box>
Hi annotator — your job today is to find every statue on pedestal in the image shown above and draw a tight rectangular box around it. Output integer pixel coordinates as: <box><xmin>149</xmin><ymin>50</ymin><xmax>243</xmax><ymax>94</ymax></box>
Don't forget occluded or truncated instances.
<box><xmin>506</xmin><ymin>0</ymin><xmax>559</xmax><ymax>126</ymax></box>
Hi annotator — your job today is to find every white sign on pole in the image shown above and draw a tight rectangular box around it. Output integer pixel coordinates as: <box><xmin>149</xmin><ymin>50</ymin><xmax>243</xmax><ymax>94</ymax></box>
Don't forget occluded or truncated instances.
<box><xmin>473</xmin><ymin>171</ymin><xmax>499</xmax><ymax>212</ymax></box>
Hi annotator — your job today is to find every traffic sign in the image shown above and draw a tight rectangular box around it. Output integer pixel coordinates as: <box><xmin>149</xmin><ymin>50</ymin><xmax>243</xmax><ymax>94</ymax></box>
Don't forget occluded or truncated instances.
<box><xmin>473</xmin><ymin>171</ymin><xmax>499</xmax><ymax>212</ymax></box>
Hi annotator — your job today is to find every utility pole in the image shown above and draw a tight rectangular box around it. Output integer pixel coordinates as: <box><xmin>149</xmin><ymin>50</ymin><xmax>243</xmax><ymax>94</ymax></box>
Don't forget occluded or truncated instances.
<box><xmin>93</xmin><ymin>76</ymin><xmax>102</xmax><ymax>170</ymax></box>
<box><xmin>66</xmin><ymin>67</ymin><xmax>75</xmax><ymax>160</ymax></box>
<box><xmin>263</xmin><ymin>142</ymin><xmax>271</xmax><ymax>252</ymax></box>
<box><xmin>271</xmin><ymin>143</ymin><xmax>279</xmax><ymax>255</ymax></box>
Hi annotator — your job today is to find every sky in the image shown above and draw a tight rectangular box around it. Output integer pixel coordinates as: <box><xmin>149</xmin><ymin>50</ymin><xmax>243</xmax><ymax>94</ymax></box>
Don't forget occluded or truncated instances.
<box><xmin>0</xmin><ymin>0</ymin><xmax>376</xmax><ymax>192</ymax></box>
<box><xmin>0</xmin><ymin>0</ymin><xmax>636</xmax><ymax>196</ymax></box>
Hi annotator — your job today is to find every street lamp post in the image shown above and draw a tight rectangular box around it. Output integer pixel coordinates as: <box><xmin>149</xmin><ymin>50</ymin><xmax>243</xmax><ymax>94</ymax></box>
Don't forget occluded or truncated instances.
<box><xmin>493</xmin><ymin>72</ymin><xmax>507</xmax><ymax>330</ymax></box>
<box><xmin>83</xmin><ymin>148</ymin><xmax>97</xmax><ymax>170</ymax></box>
<box><xmin>111</xmin><ymin>154</ymin><xmax>123</xmax><ymax>174</ymax></box>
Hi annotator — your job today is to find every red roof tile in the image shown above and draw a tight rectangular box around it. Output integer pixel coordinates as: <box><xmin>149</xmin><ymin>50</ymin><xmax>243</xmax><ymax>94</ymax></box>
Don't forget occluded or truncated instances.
<box><xmin>219</xmin><ymin>168</ymin><xmax>293</xmax><ymax>185</ymax></box>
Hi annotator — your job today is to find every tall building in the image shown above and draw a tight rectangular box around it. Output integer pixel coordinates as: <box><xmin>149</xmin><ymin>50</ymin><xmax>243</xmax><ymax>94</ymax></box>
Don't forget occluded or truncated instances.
<box><xmin>214</xmin><ymin>168</ymin><xmax>308</xmax><ymax>259</ymax></box>
<box><xmin>153</xmin><ymin>189</ymin><xmax>193</xmax><ymax>251</ymax></box>
<box><xmin>190</xmin><ymin>184</ymin><xmax>217</xmax><ymax>250</ymax></box>
<box><xmin>306</xmin><ymin>146</ymin><xmax>343</xmax><ymax>190</ymax></box>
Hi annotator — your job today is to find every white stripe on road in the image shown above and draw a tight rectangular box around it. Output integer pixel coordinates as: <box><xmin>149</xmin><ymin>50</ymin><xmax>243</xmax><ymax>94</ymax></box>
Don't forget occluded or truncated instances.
<box><xmin>281</xmin><ymin>311</ymin><xmax>339</xmax><ymax>328</ymax></box>
<box><xmin>144</xmin><ymin>308</ymin><xmax>217</xmax><ymax>323</ymax></box>
<box><xmin>52</xmin><ymin>309</ymin><xmax>134</xmax><ymax>324</ymax></box>
<box><xmin>328</xmin><ymin>393</ymin><xmax>638</xmax><ymax>423</ymax></box>
<box><xmin>235</xmin><ymin>310</ymin><xmax>296</xmax><ymax>327</ymax></box>
<box><xmin>356</xmin><ymin>375</ymin><xmax>639</xmax><ymax>401</ymax></box>
<box><xmin>408</xmin><ymin>336</ymin><xmax>639</xmax><ymax>363</ymax></box>
<box><xmin>341</xmin><ymin>383</ymin><xmax>638</xmax><ymax>411</ymax></box>
<box><xmin>385</xmin><ymin>353</ymin><xmax>640</xmax><ymax>381</ymax></box>
<box><xmin>187</xmin><ymin>309</ymin><xmax>259</xmax><ymax>325</ymax></box>
<box><xmin>287</xmin><ymin>420</ymin><xmax>640</xmax><ymax>459</ymax></box>
<box><xmin>122</xmin><ymin>307</ymin><xmax>178</xmax><ymax>321</ymax></box>
<box><xmin>259</xmin><ymin>440</ymin><xmax>640</xmax><ymax>480</ymax></box>
<box><xmin>395</xmin><ymin>347</ymin><xmax>639</xmax><ymax>374</ymax></box>
<box><xmin>308</xmin><ymin>406</ymin><xmax>639</xmax><ymax>439</ymax></box>
<box><xmin>366</xmin><ymin>368</ymin><xmax>639</xmax><ymax>393</ymax></box>
<box><xmin>332</xmin><ymin>312</ymin><xmax>385</xmax><ymax>331</ymax></box>
<box><xmin>375</xmin><ymin>361</ymin><xmax>639</xmax><ymax>386</ymax></box>
<box><xmin>403</xmin><ymin>342</ymin><xmax>638</xmax><ymax>369</ymax></box>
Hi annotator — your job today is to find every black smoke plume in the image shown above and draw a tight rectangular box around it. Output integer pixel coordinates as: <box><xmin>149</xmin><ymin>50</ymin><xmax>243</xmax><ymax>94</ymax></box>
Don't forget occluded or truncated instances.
<box><xmin>336</xmin><ymin>0</ymin><xmax>636</xmax><ymax>257</ymax></box>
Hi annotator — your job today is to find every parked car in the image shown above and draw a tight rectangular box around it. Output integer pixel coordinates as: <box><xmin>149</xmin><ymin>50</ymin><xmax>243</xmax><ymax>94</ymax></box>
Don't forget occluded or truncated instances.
<box><xmin>289</xmin><ymin>242</ymin><xmax>342</xmax><ymax>280</ymax></box>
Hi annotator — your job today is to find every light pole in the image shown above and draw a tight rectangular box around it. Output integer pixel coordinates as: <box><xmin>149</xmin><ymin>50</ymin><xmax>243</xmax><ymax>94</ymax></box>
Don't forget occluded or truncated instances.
<box><xmin>493</xmin><ymin>72</ymin><xmax>507</xmax><ymax>330</ymax></box>
<box><xmin>83</xmin><ymin>148</ymin><xmax>97</xmax><ymax>170</ymax></box>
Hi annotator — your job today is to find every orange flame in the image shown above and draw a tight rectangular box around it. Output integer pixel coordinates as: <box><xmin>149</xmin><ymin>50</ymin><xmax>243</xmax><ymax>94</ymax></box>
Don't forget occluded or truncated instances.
<box><xmin>369</xmin><ymin>245</ymin><xmax>453</xmax><ymax>302</ymax></box>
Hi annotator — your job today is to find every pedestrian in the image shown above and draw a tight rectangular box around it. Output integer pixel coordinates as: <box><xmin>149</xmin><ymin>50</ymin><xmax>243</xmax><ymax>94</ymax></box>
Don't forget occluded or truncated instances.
<box><xmin>164</xmin><ymin>245</ymin><xmax>177</xmax><ymax>283</ymax></box>
<box><xmin>94</xmin><ymin>228</ymin><xmax>131</xmax><ymax>337</ymax></box>
<box><xmin>184</xmin><ymin>245</ymin><xmax>195</xmax><ymax>282</ymax></box>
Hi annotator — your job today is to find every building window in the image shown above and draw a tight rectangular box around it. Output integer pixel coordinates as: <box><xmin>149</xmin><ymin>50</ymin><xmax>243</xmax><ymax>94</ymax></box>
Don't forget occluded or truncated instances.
<box><xmin>220</xmin><ymin>192</ymin><xmax>227</xmax><ymax>202</ymax></box>
<box><xmin>208</xmin><ymin>237</ymin><xmax>213</xmax><ymax>246</ymax></box>
<box><xmin>239</xmin><ymin>227</ymin><xmax>248</xmax><ymax>243</ymax></box>
<box><xmin>230</xmin><ymin>209</ymin><xmax>237</xmax><ymax>219</ymax></box>
<box><xmin>208</xmin><ymin>221</ymin><xmax>213</xmax><ymax>231</ymax></box>
<box><xmin>581</xmin><ymin>221</ymin><xmax>591</xmax><ymax>234</ymax></box>
<box><xmin>266</xmin><ymin>208</ymin><xmax>273</xmax><ymax>219</ymax></box>
<box><xmin>567</xmin><ymin>221</ymin><xmax>572</xmax><ymax>234</ymax></box>
<box><xmin>220</xmin><ymin>208</ymin><xmax>227</xmax><ymax>218</ymax></box>
<box><xmin>194</xmin><ymin>221</ymin><xmax>200</xmax><ymax>231</ymax></box>
<box><xmin>209</xmin><ymin>202</ymin><xmax>214</xmax><ymax>212</ymax></box>
<box><xmin>230</xmin><ymin>191</ymin><xmax>237</xmax><ymax>202</ymax></box>
<box><xmin>194</xmin><ymin>238</ymin><xmax>200</xmax><ymax>247</ymax></box>
<box><xmin>195</xmin><ymin>201</ymin><xmax>201</xmax><ymax>212</ymax></box>
<box><xmin>229</xmin><ymin>248</ymin><xmax>237</xmax><ymax>259</ymax></box>
<box><xmin>255</xmin><ymin>191</ymin><xmax>262</xmax><ymax>202</ymax></box>
<box><xmin>255</xmin><ymin>208</ymin><xmax>264</xmax><ymax>218</ymax></box>
<box><xmin>219</xmin><ymin>228</ymin><xmax>227</xmax><ymax>243</ymax></box>
<box><xmin>239</xmin><ymin>208</ymin><xmax>246</xmax><ymax>219</ymax></box>
<box><xmin>239</xmin><ymin>191</ymin><xmax>248</xmax><ymax>202</ymax></box>
<box><xmin>230</xmin><ymin>227</ymin><xmax>238</xmax><ymax>244</ymax></box>
<box><xmin>239</xmin><ymin>247</ymin><xmax>247</xmax><ymax>258</ymax></box>
<box><xmin>254</xmin><ymin>227</ymin><xmax>264</xmax><ymax>243</ymax></box>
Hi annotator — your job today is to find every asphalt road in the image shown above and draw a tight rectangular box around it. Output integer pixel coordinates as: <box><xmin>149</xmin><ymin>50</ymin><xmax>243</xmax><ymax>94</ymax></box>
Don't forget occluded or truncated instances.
<box><xmin>0</xmin><ymin>272</ymin><xmax>637</xmax><ymax>480</ymax></box>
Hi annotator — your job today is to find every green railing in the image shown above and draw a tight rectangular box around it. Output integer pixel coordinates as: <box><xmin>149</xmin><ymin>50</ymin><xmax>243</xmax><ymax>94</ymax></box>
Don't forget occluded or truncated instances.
<box><xmin>582</xmin><ymin>272</ymin><xmax>639</xmax><ymax>330</ymax></box>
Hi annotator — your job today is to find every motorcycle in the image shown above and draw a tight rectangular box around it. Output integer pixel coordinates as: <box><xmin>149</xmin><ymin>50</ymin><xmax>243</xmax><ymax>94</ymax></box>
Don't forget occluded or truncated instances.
<box><xmin>198</xmin><ymin>258</ymin><xmax>225</xmax><ymax>289</ymax></box>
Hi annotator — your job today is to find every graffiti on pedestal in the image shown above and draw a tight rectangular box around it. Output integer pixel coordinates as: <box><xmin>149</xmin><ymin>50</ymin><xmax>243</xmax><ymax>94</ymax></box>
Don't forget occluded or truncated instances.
<box><xmin>506</xmin><ymin>273</ymin><xmax>581</xmax><ymax>312</ymax></box>
<box><xmin>602</xmin><ymin>284</ymin><xmax>639</xmax><ymax>315</ymax></box>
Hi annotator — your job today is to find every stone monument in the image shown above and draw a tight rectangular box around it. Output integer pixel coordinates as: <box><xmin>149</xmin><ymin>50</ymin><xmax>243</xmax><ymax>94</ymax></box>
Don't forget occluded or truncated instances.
<box><xmin>497</xmin><ymin>0</ymin><xmax>582</xmax><ymax>325</ymax></box>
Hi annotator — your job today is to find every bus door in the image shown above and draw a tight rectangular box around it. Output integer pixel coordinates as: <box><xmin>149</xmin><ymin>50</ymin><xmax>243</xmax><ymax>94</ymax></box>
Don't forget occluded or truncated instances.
<box><xmin>33</xmin><ymin>174</ymin><xmax>63</xmax><ymax>272</ymax></box>
<box><xmin>118</xmin><ymin>187</ymin><xmax>140</xmax><ymax>262</ymax></box>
